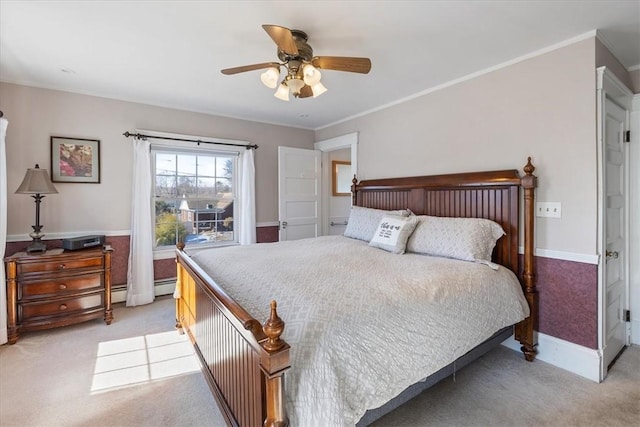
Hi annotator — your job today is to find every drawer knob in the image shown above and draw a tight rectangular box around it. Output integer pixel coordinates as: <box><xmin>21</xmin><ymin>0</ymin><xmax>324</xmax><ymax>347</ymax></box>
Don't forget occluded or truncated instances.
<box><xmin>59</xmin><ymin>304</ymin><xmax>68</xmax><ymax>311</ymax></box>
<box><xmin>58</xmin><ymin>264</ymin><xmax>66</xmax><ymax>270</ymax></box>
<box><xmin>59</xmin><ymin>284</ymin><xmax>67</xmax><ymax>290</ymax></box>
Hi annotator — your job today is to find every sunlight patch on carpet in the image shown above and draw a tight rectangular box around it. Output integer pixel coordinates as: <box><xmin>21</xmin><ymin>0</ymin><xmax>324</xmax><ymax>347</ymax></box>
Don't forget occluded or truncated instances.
<box><xmin>90</xmin><ymin>330</ymin><xmax>199</xmax><ymax>393</ymax></box>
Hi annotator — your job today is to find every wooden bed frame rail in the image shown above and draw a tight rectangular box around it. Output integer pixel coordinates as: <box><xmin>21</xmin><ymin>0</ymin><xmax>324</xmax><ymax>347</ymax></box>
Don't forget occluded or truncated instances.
<box><xmin>175</xmin><ymin>158</ymin><xmax>538</xmax><ymax>426</ymax></box>
<box><xmin>175</xmin><ymin>244</ymin><xmax>289</xmax><ymax>427</ymax></box>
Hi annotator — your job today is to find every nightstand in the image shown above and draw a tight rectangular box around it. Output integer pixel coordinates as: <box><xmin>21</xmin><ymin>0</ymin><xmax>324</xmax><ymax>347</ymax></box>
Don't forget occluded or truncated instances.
<box><xmin>4</xmin><ymin>246</ymin><xmax>113</xmax><ymax>344</ymax></box>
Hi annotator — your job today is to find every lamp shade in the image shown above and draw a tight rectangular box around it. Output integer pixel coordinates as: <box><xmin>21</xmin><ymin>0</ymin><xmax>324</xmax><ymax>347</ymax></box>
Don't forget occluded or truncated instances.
<box><xmin>311</xmin><ymin>82</ymin><xmax>328</xmax><ymax>98</ymax></box>
<box><xmin>274</xmin><ymin>83</ymin><xmax>290</xmax><ymax>101</ymax></box>
<box><xmin>260</xmin><ymin>66</ymin><xmax>280</xmax><ymax>89</ymax></box>
<box><xmin>287</xmin><ymin>77</ymin><xmax>305</xmax><ymax>95</ymax></box>
<box><xmin>15</xmin><ymin>164</ymin><xmax>58</xmax><ymax>194</ymax></box>
<box><xmin>302</xmin><ymin>64</ymin><xmax>322</xmax><ymax>86</ymax></box>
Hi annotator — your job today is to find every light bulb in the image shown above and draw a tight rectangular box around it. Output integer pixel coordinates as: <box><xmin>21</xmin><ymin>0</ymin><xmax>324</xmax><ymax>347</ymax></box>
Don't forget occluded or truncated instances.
<box><xmin>260</xmin><ymin>67</ymin><xmax>280</xmax><ymax>89</ymax></box>
<box><xmin>274</xmin><ymin>82</ymin><xmax>289</xmax><ymax>101</ymax></box>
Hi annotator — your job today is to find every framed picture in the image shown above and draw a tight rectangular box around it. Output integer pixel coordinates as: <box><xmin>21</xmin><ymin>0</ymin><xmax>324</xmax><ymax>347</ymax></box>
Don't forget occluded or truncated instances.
<box><xmin>332</xmin><ymin>160</ymin><xmax>351</xmax><ymax>196</ymax></box>
<box><xmin>51</xmin><ymin>136</ymin><xmax>100</xmax><ymax>183</ymax></box>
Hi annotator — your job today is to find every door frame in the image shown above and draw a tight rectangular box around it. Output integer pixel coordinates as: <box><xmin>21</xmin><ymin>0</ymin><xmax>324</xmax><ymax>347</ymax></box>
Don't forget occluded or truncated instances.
<box><xmin>314</xmin><ymin>133</ymin><xmax>359</xmax><ymax>236</ymax></box>
<box><xmin>631</xmin><ymin>94</ymin><xmax>640</xmax><ymax>346</ymax></box>
<box><xmin>596</xmin><ymin>66</ymin><xmax>633</xmax><ymax>380</ymax></box>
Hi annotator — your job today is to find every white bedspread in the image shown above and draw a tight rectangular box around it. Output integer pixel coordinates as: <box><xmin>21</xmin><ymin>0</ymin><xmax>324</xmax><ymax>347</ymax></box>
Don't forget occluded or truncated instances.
<box><xmin>189</xmin><ymin>235</ymin><xmax>529</xmax><ymax>426</ymax></box>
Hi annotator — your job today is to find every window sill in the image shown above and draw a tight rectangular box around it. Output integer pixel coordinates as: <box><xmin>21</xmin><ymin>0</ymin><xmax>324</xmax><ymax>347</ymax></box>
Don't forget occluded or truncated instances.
<box><xmin>153</xmin><ymin>242</ymin><xmax>240</xmax><ymax>260</ymax></box>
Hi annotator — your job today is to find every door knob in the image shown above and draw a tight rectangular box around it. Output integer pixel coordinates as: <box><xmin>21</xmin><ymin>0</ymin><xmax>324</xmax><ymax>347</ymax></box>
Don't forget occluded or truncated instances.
<box><xmin>281</xmin><ymin>221</ymin><xmax>288</xmax><ymax>229</ymax></box>
<box><xmin>606</xmin><ymin>250</ymin><xmax>619</xmax><ymax>260</ymax></box>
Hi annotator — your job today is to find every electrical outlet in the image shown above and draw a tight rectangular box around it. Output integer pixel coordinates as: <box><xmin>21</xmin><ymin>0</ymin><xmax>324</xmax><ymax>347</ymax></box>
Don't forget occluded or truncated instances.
<box><xmin>536</xmin><ymin>202</ymin><xmax>561</xmax><ymax>218</ymax></box>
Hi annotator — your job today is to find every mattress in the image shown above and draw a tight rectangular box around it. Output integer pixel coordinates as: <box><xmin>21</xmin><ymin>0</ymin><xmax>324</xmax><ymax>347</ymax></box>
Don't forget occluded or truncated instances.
<box><xmin>188</xmin><ymin>235</ymin><xmax>529</xmax><ymax>426</ymax></box>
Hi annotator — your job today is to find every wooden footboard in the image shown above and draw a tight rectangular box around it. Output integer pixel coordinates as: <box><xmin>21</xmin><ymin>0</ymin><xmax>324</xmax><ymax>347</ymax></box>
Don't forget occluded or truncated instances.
<box><xmin>175</xmin><ymin>158</ymin><xmax>538</xmax><ymax>426</ymax></box>
<box><xmin>175</xmin><ymin>244</ymin><xmax>290</xmax><ymax>427</ymax></box>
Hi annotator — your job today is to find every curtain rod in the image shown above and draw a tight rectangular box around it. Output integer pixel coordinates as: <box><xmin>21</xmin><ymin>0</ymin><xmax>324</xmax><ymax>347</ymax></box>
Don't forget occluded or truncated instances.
<box><xmin>122</xmin><ymin>131</ymin><xmax>258</xmax><ymax>150</ymax></box>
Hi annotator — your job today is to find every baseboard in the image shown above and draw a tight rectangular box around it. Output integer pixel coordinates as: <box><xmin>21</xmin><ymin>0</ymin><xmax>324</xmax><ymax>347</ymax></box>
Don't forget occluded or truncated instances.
<box><xmin>502</xmin><ymin>332</ymin><xmax>602</xmax><ymax>382</ymax></box>
<box><xmin>631</xmin><ymin>319</ymin><xmax>640</xmax><ymax>345</ymax></box>
<box><xmin>111</xmin><ymin>279</ymin><xmax>176</xmax><ymax>304</ymax></box>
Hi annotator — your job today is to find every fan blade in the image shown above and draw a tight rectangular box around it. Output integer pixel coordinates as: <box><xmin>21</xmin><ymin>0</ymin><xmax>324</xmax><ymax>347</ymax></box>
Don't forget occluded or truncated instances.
<box><xmin>312</xmin><ymin>56</ymin><xmax>372</xmax><ymax>74</ymax></box>
<box><xmin>262</xmin><ymin>24</ymin><xmax>298</xmax><ymax>56</ymax></box>
<box><xmin>221</xmin><ymin>62</ymin><xmax>280</xmax><ymax>75</ymax></box>
<box><xmin>298</xmin><ymin>85</ymin><xmax>313</xmax><ymax>98</ymax></box>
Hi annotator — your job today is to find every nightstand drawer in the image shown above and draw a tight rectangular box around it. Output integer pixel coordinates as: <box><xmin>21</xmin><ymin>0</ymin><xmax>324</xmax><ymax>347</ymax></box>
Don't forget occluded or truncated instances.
<box><xmin>20</xmin><ymin>273</ymin><xmax>103</xmax><ymax>299</ymax></box>
<box><xmin>20</xmin><ymin>293</ymin><xmax>104</xmax><ymax>320</ymax></box>
<box><xmin>17</xmin><ymin>256</ymin><xmax>104</xmax><ymax>274</ymax></box>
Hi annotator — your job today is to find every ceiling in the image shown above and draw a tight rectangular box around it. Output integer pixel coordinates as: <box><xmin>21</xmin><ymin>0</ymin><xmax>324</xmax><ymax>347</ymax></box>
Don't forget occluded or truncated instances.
<box><xmin>1</xmin><ymin>1</ymin><xmax>639</xmax><ymax>130</ymax></box>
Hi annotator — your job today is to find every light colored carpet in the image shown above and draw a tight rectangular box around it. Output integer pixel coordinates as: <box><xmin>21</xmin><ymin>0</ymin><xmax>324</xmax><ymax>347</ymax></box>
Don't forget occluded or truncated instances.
<box><xmin>1</xmin><ymin>296</ymin><xmax>638</xmax><ymax>427</ymax></box>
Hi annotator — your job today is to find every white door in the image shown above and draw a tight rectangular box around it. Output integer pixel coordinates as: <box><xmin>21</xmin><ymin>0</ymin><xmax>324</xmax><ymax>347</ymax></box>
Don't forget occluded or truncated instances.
<box><xmin>278</xmin><ymin>147</ymin><xmax>321</xmax><ymax>241</ymax></box>
<box><xmin>603</xmin><ymin>97</ymin><xmax>629</xmax><ymax>371</ymax></box>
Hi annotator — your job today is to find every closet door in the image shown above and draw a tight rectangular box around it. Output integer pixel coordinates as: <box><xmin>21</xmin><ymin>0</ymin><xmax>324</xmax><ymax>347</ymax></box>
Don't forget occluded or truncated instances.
<box><xmin>597</xmin><ymin>67</ymin><xmax>632</xmax><ymax>377</ymax></box>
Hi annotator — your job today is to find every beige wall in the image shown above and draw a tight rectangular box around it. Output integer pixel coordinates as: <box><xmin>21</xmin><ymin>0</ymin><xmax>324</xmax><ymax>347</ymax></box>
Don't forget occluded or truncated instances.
<box><xmin>316</xmin><ymin>38</ymin><xmax>597</xmax><ymax>255</ymax></box>
<box><xmin>0</xmin><ymin>83</ymin><xmax>315</xmax><ymax>237</ymax></box>
<box><xmin>595</xmin><ymin>38</ymin><xmax>636</xmax><ymax>92</ymax></box>
<box><xmin>630</xmin><ymin>69</ymin><xmax>640</xmax><ymax>94</ymax></box>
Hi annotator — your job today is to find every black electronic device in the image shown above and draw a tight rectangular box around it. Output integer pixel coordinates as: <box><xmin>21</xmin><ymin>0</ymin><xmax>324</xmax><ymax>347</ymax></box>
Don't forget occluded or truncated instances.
<box><xmin>62</xmin><ymin>235</ymin><xmax>105</xmax><ymax>251</ymax></box>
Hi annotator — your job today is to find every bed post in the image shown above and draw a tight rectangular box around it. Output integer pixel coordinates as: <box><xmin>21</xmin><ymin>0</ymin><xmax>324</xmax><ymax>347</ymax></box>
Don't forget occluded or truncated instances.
<box><xmin>351</xmin><ymin>175</ymin><xmax>358</xmax><ymax>206</ymax></box>
<box><xmin>175</xmin><ymin>241</ymin><xmax>185</xmax><ymax>331</ymax></box>
<box><xmin>261</xmin><ymin>300</ymin><xmax>290</xmax><ymax>427</ymax></box>
<box><xmin>516</xmin><ymin>157</ymin><xmax>538</xmax><ymax>361</ymax></box>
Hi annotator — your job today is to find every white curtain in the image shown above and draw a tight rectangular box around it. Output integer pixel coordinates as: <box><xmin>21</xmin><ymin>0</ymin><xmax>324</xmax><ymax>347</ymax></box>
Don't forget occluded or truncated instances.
<box><xmin>0</xmin><ymin>117</ymin><xmax>8</xmax><ymax>344</ymax></box>
<box><xmin>239</xmin><ymin>148</ymin><xmax>256</xmax><ymax>245</ymax></box>
<box><xmin>126</xmin><ymin>137</ymin><xmax>155</xmax><ymax>306</ymax></box>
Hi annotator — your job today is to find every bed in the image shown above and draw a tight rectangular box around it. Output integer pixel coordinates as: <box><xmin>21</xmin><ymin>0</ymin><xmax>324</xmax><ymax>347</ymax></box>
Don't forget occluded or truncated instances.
<box><xmin>174</xmin><ymin>158</ymin><xmax>538</xmax><ymax>426</ymax></box>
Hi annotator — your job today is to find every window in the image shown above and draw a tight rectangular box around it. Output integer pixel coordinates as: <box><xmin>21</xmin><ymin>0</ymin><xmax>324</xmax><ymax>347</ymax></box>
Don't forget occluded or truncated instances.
<box><xmin>152</xmin><ymin>147</ymin><xmax>238</xmax><ymax>249</ymax></box>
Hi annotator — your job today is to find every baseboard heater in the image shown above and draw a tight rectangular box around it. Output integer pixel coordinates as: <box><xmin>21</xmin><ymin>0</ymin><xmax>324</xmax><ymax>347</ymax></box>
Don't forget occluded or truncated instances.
<box><xmin>111</xmin><ymin>278</ymin><xmax>177</xmax><ymax>304</ymax></box>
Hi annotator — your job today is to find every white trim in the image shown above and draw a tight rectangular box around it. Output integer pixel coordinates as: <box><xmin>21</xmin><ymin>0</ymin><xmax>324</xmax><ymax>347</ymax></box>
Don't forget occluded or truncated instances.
<box><xmin>6</xmin><ymin>230</ymin><xmax>130</xmax><ymax>242</ymax></box>
<box><xmin>314</xmin><ymin>133</ymin><xmax>358</xmax><ymax>236</ymax></box>
<box><xmin>630</xmin><ymin>95</ymin><xmax>640</xmax><ymax>345</ymax></box>
<box><xmin>631</xmin><ymin>320</ymin><xmax>640</xmax><ymax>345</ymax></box>
<box><xmin>628</xmin><ymin>64</ymin><xmax>640</xmax><ymax>72</ymax></box>
<box><xmin>502</xmin><ymin>332</ymin><xmax>602</xmax><ymax>382</ymax></box>
<box><xmin>316</xmin><ymin>31</ymin><xmax>597</xmax><ymax>130</ymax></box>
<box><xmin>257</xmin><ymin>221</ymin><xmax>279</xmax><ymax>227</ymax></box>
<box><xmin>112</xmin><ymin>279</ymin><xmax>176</xmax><ymax>304</ymax></box>
<box><xmin>518</xmin><ymin>247</ymin><xmax>599</xmax><ymax>265</ymax></box>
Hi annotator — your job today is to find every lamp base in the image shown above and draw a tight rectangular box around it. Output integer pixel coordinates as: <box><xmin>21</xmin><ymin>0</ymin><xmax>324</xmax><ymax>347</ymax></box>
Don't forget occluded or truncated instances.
<box><xmin>26</xmin><ymin>239</ymin><xmax>47</xmax><ymax>254</ymax></box>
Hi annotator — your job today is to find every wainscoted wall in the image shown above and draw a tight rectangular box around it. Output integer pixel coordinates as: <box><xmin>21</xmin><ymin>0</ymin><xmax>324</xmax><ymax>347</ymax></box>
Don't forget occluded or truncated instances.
<box><xmin>531</xmin><ymin>256</ymin><xmax>598</xmax><ymax>349</ymax></box>
<box><xmin>5</xmin><ymin>225</ymin><xmax>281</xmax><ymax>288</ymax></box>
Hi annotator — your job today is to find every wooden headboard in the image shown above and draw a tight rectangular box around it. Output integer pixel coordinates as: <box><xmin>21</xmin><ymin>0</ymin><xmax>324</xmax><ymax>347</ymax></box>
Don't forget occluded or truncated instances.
<box><xmin>353</xmin><ymin>168</ymin><xmax>522</xmax><ymax>274</ymax></box>
<box><xmin>352</xmin><ymin>159</ymin><xmax>538</xmax><ymax>362</ymax></box>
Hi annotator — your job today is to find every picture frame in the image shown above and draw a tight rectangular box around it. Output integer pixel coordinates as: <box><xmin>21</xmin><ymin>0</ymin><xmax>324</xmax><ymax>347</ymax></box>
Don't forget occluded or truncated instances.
<box><xmin>332</xmin><ymin>160</ymin><xmax>352</xmax><ymax>196</ymax></box>
<box><xmin>51</xmin><ymin>136</ymin><xmax>100</xmax><ymax>183</ymax></box>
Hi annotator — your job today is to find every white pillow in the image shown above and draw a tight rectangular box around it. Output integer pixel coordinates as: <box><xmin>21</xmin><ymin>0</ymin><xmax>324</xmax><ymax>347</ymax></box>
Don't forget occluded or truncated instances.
<box><xmin>344</xmin><ymin>206</ymin><xmax>409</xmax><ymax>242</ymax></box>
<box><xmin>406</xmin><ymin>216</ymin><xmax>505</xmax><ymax>264</ymax></box>
<box><xmin>369</xmin><ymin>215</ymin><xmax>418</xmax><ymax>254</ymax></box>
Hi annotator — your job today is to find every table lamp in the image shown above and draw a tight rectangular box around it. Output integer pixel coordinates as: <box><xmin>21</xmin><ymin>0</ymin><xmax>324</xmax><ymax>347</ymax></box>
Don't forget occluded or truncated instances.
<box><xmin>15</xmin><ymin>164</ymin><xmax>58</xmax><ymax>253</ymax></box>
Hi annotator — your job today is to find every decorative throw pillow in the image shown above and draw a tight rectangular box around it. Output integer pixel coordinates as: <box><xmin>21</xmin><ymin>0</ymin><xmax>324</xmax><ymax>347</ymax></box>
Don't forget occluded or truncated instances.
<box><xmin>368</xmin><ymin>215</ymin><xmax>418</xmax><ymax>254</ymax></box>
<box><xmin>406</xmin><ymin>216</ymin><xmax>505</xmax><ymax>263</ymax></box>
<box><xmin>344</xmin><ymin>206</ymin><xmax>409</xmax><ymax>242</ymax></box>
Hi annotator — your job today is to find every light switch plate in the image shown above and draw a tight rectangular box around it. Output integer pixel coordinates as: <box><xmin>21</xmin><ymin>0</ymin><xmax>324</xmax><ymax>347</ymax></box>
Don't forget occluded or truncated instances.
<box><xmin>536</xmin><ymin>202</ymin><xmax>561</xmax><ymax>218</ymax></box>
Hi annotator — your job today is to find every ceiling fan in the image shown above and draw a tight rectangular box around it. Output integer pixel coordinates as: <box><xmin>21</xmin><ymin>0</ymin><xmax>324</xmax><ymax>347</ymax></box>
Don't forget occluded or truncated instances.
<box><xmin>221</xmin><ymin>24</ymin><xmax>372</xmax><ymax>101</ymax></box>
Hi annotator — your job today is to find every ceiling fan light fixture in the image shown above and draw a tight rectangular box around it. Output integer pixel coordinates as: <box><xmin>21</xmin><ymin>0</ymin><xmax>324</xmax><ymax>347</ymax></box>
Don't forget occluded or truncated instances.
<box><xmin>302</xmin><ymin>64</ymin><xmax>321</xmax><ymax>86</ymax></box>
<box><xmin>311</xmin><ymin>81</ymin><xmax>328</xmax><ymax>98</ymax></box>
<box><xmin>260</xmin><ymin>66</ymin><xmax>280</xmax><ymax>89</ymax></box>
<box><xmin>286</xmin><ymin>76</ymin><xmax>305</xmax><ymax>96</ymax></box>
<box><xmin>274</xmin><ymin>82</ymin><xmax>290</xmax><ymax>101</ymax></box>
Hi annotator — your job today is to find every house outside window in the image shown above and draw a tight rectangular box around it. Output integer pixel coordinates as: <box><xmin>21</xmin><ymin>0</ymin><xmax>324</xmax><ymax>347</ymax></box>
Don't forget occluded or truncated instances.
<box><xmin>152</xmin><ymin>148</ymin><xmax>238</xmax><ymax>249</ymax></box>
